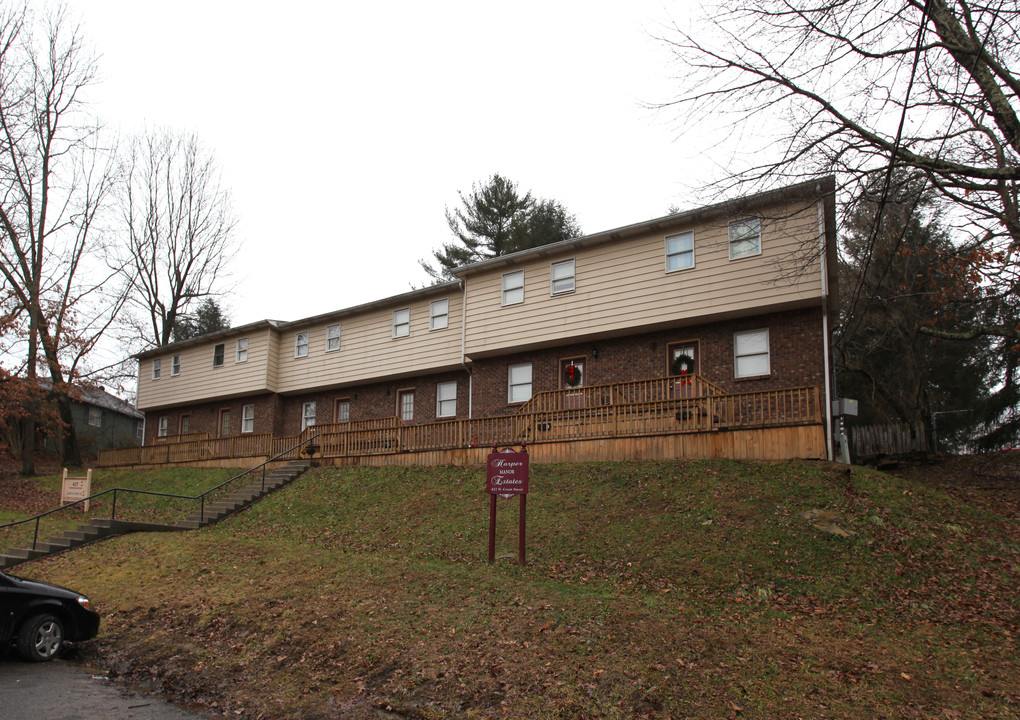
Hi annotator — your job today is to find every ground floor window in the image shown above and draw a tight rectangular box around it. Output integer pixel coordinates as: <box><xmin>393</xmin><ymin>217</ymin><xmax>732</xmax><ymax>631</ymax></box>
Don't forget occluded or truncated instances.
<box><xmin>334</xmin><ymin>398</ymin><xmax>350</xmax><ymax>423</ymax></box>
<box><xmin>508</xmin><ymin>363</ymin><xmax>533</xmax><ymax>403</ymax></box>
<box><xmin>436</xmin><ymin>381</ymin><xmax>456</xmax><ymax>418</ymax></box>
<box><xmin>242</xmin><ymin>404</ymin><xmax>254</xmax><ymax>433</ymax></box>
<box><xmin>157</xmin><ymin>416</ymin><xmax>168</xmax><ymax>437</ymax></box>
<box><xmin>179</xmin><ymin>414</ymin><xmax>190</xmax><ymax>435</ymax></box>
<box><xmin>734</xmin><ymin>329</ymin><xmax>770</xmax><ymax>378</ymax></box>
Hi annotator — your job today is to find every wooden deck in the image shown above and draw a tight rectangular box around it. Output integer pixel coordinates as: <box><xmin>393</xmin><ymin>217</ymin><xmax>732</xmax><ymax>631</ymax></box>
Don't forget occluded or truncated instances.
<box><xmin>100</xmin><ymin>376</ymin><xmax>827</xmax><ymax>468</ymax></box>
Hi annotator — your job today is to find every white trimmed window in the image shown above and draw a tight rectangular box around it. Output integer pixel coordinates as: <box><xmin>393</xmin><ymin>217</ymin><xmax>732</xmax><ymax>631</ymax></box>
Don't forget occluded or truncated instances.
<box><xmin>157</xmin><ymin>416</ymin><xmax>168</xmax><ymax>437</ymax></box>
<box><xmin>502</xmin><ymin>270</ymin><xmax>524</xmax><ymax>306</ymax></box>
<box><xmin>152</xmin><ymin>358</ymin><xmax>162</xmax><ymax>380</ymax></box>
<box><xmin>436</xmin><ymin>381</ymin><xmax>457</xmax><ymax>418</ymax></box>
<box><xmin>665</xmin><ymin>232</ymin><xmax>695</xmax><ymax>271</ymax></box>
<box><xmin>729</xmin><ymin>218</ymin><xmax>761</xmax><ymax>260</ymax></box>
<box><xmin>550</xmin><ymin>259</ymin><xmax>575</xmax><ymax>295</ymax></box>
<box><xmin>734</xmin><ymin>329</ymin><xmax>770</xmax><ymax>378</ymax></box>
<box><xmin>213</xmin><ymin>343</ymin><xmax>225</xmax><ymax>367</ymax></box>
<box><xmin>393</xmin><ymin>308</ymin><xmax>410</xmax><ymax>338</ymax></box>
<box><xmin>242</xmin><ymin>404</ymin><xmax>254</xmax><ymax>433</ymax></box>
<box><xmin>430</xmin><ymin>299</ymin><xmax>449</xmax><ymax>330</ymax></box>
<box><xmin>88</xmin><ymin>407</ymin><xmax>102</xmax><ymax>427</ymax></box>
<box><xmin>236</xmin><ymin>338</ymin><xmax>248</xmax><ymax>363</ymax></box>
<box><xmin>301</xmin><ymin>401</ymin><xmax>317</xmax><ymax>431</ymax></box>
<box><xmin>508</xmin><ymin>363</ymin><xmax>533</xmax><ymax>403</ymax></box>
<box><xmin>171</xmin><ymin>354</ymin><xmax>181</xmax><ymax>376</ymax></box>
<box><xmin>326</xmin><ymin>324</ymin><xmax>341</xmax><ymax>351</ymax></box>
<box><xmin>295</xmin><ymin>331</ymin><xmax>309</xmax><ymax>358</ymax></box>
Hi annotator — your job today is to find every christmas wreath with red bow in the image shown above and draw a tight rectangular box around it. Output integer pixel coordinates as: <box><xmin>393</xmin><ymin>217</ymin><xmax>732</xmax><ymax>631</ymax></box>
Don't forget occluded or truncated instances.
<box><xmin>671</xmin><ymin>354</ymin><xmax>695</xmax><ymax>380</ymax></box>
<box><xmin>564</xmin><ymin>363</ymin><xmax>583</xmax><ymax>387</ymax></box>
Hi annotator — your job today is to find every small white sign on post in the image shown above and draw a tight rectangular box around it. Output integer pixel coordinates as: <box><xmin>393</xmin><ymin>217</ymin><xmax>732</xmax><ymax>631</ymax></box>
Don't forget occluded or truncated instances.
<box><xmin>61</xmin><ymin>468</ymin><xmax>91</xmax><ymax>512</ymax></box>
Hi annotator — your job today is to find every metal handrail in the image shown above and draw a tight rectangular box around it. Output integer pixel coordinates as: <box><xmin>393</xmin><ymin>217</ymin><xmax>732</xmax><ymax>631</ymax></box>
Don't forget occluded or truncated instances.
<box><xmin>1</xmin><ymin>434</ymin><xmax>320</xmax><ymax>552</ymax></box>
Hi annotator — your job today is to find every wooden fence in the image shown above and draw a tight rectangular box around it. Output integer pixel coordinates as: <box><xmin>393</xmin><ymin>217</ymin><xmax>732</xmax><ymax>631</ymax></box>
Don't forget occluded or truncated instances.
<box><xmin>849</xmin><ymin>421</ymin><xmax>928</xmax><ymax>459</ymax></box>
<box><xmin>99</xmin><ymin>375</ymin><xmax>824</xmax><ymax>467</ymax></box>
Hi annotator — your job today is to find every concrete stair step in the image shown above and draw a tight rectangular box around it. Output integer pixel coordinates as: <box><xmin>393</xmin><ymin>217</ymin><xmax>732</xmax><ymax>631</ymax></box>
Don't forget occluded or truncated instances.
<box><xmin>4</xmin><ymin>547</ymin><xmax>46</xmax><ymax>561</ymax></box>
<box><xmin>39</xmin><ymin>537</ymin><xmax>76</xmax><ymax>550</ymax></box>
<box><xmin>62</xmin><ymin>528</ymin><xmax>105</xmax><ymax>542</ymax></box>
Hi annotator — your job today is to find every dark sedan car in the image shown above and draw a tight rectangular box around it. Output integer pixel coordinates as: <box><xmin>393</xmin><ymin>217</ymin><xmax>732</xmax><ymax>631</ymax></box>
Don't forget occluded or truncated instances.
<box><xmin>0</xmin><ymin>570</ymin><xmax>100</xmax><ymax>661</ymax></box>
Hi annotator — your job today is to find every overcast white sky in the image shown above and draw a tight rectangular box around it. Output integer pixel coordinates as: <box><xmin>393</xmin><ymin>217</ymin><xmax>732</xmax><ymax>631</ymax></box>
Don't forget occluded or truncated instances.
<box><xmin>63</xmin><ymin>0</ymin><xmax>718</xmax><ymax>327</ymax></box>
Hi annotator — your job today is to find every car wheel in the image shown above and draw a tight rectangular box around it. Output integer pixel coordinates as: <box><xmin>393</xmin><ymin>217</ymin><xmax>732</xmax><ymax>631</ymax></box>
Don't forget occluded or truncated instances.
<box><xmin>17</xmin><ymin>613</ymin><xmax>65</xmax><ymax>662</ymax></box>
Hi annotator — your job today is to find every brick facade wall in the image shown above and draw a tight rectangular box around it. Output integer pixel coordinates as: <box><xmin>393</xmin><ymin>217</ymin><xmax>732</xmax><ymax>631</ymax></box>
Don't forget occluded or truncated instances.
<box><xmin>145</xmin><ymin>308</ymin><xmax>825</xmax><ymax>442</ymax></box>
<box><xmin>467</xmin><ymin>307</ymin><xmax>825</xmax><ymax>417</ymax></box>
<box><xmin>144</xmin><ymin>392</ymin><xmax>280</xmax><ymax>443</ymax></box>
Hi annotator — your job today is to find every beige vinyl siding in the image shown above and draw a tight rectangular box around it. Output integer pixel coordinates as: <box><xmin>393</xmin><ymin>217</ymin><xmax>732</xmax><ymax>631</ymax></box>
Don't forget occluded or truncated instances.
<box><xmin>464</xmin><ymin>201</ymin><xmax>825</xmax><ymax>356</ymax></box>
<box><xmin>275</xmin><ymin>294</ymin><xmax>464</xmax><ymax>393</ymax></box>
<box><xmin>136</xmin><ymin>329</ymin><xmax>276</xmax><ymax>411</ymax></box>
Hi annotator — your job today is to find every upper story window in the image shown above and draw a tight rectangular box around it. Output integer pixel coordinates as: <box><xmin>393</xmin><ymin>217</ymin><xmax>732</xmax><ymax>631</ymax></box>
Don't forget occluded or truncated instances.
<box><xmin>87</xmin><ymin>407</ymin><xmax>102</xmax><ymax>427</ymax></box>
<box><xmin>152</xmin><ymin>358</ymin><xmax>162</xmax><ymax>380</ymax></box>
<box><xmin>665</xmin><ymin>232</ymin><xmax>695</xmax><ymax>271</ymax></box>
<box><xmin>213</xmin><ymin>343</ymin><xmax>225</xmax><ymax>367</ymax></box>
<box><xmin>393</xmin><ymin>308</ymin><xmax>410</xmax><ymax>338</ymax></box>
<box><xmin>508</xmin><ymin>363</ymin><xmax>533</xmax><ymax>403</ymax></box>
<box><xmin>236</xmin><ymin>338</ymin><xmax>248</xmax><ymax>363</ymax></box>
<box><xmin>436</xmin><ymin>381</ymin><xmax>457</xmax><ymax>418</ymax></box>
<box><xmin>734</xmin><ymin>328</ymin><xmax>770</xmax><ymax>378</ymax></box>
<box><xmin>295</xmin><ymin>331</ymin><xmax>309</xmax><ymax>358</ymax></box>
<box><xmin>502</xmin><ymin>270</ymin><xmax>524</xmax><ymax>306</ymax></box>
<box><xmin>430</xmin><ymin>299</ymin><xmax>449</xmax><ymax>330</ymax></box>
<box><xmin>171</xmin><ymin>354</ymin><xmax>181</xmax><ymax>376</ymax></box>
<box><xmin>326</xmin><ymin>324</ymin><xmax>341</xmax><ymax>351</ymax></box>
<box><xmin>729</xmin><ymin>218</ymin><xmax>761</xmax><ymax>260</ymax></box>
<box><xmin>550</xmin><ymin>259</ymin><xmax>575</xmax><ymax>295</ymax></box>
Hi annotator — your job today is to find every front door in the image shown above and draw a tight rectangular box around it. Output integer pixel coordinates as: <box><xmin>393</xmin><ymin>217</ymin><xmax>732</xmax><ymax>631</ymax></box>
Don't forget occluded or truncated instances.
<box><xmin>218</xmin><ymin>409</ymin><xmax>232</xmax><ymax>437</ymax></box>
<box><xmin>668</xmin><ymin>342</ymin><xmax>700</xmax><ymax>398</ymax></box>
<box><xmin>398</xmin><ymin>390</ymin><xmax>415</xmax><ymax>424</ymax></box>
<box><xmin>561</xmin><ymin>357</ymin><xmax>586</xmax><ymax>409</ymax></box>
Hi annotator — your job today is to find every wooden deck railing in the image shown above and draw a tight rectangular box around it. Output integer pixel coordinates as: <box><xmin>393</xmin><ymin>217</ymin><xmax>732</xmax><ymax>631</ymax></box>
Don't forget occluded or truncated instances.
<box><xmin>98</xmin><ymin>376</ymin><xmax>821</xmax><ymax>467</ymax></box>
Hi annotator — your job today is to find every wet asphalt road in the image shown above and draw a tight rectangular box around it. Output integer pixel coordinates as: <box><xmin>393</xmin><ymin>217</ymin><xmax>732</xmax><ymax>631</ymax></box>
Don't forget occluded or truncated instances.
<box><xmin>0</xmin><ymin>657</ymin><xmax>214</xmax><ymax>720</ymax></box>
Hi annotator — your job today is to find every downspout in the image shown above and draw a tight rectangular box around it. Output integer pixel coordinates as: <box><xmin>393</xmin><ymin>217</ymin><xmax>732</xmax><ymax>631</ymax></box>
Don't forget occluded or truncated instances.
<box><xmin>459</xmin><ymin>277</ymin><xmax>472</xmax><ymax>418</ymax></box>
<box><xmin>819</xmin><ymin>198</ymin><xmax>834</xmax><ymax>462</ymax></box>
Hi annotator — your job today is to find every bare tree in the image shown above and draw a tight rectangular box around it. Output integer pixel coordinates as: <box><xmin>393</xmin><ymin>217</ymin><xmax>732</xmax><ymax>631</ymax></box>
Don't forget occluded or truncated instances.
<box><xmin>121</xmin><ymin>128</ymin><xmax>237</xmax><ymax>348</ymax></box>
<box><xmin>660</xmin><ymin>0</ymin><xmax>1020</xmax><ymax>342</ymax></box>
<box><xmin>0</xmin><ymin>4</ymin><xmax>124</xmax><ymax>473</ymax></box>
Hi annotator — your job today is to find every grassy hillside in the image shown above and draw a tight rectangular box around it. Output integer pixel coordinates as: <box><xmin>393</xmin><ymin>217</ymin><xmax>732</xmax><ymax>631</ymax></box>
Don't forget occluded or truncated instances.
<box><xmin>8</xmin><ymin>458</ymin><xmax>1020</xmax><ymax>720</ymax></box>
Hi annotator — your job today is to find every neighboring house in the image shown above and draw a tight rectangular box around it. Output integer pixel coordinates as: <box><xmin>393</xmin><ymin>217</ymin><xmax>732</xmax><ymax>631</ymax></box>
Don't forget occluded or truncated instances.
<box><xmin>132</xmin><ymin>178</ymin><xmax>839</xmax><ymax>459</ymax></box>
<box><xmin>41</xmin><ymin>382</ymin><xmax>144</xmax><ymax>459</ymax></box>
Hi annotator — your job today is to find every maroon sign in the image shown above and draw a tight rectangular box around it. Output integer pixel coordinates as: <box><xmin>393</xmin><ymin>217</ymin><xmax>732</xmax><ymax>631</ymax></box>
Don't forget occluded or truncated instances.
<box><xmin>486</xmin><ymin>450</ymin><xmax>529</xmax><ymax>497</ymax></box>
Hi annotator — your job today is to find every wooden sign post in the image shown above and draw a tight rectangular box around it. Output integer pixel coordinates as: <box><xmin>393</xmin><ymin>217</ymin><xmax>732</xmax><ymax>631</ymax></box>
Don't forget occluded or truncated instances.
<box><xmin>61</xmin><ymin>468</ymin><xmax>92</xmax><ymax>512</ymax></box>
<box><xmin>485</xmin><ymin>442</ymin><xmax>529</xmax><ymax>566</ymax></box>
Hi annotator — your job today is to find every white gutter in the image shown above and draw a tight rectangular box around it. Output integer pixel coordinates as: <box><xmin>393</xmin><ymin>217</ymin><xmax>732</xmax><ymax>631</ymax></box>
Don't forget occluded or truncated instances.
<box><xmin>819</xmin><ymin>198</ymin><xmax>834</xmax><ymax>461</ymax></box>
<box><xmin>459</xmin><ymin>278</ymin><xmax>472</xmax><ymax>419</ymax></box>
